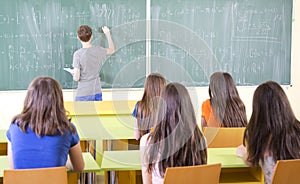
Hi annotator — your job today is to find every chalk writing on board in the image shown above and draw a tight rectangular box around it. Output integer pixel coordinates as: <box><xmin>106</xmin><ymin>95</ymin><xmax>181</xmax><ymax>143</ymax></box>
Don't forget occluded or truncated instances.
<box><xmin>0</xmin><ymin>0</ymin><xmax>147</xmax><ymax>90</ymax></box>
<box><xmin>0</xmin><ymin>0</ymin><xmax>292</xmax><ymax>90</ymax></box>
<box><xmin>151</xmin><ymin>0</ymin><xmax>291</xmax><ymax>86</ymax></box>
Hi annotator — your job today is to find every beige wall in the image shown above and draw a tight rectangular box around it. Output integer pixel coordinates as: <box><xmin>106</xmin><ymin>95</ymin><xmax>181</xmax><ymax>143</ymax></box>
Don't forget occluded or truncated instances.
<box><xmin>0</xmin><ymin>0</ymin><xmax>299</xmax><ymax>129</ymax></box>
<box><xmin>289</xmin><ymin>0</ymin><xmax>300</xmax><ymax>119</ymax></box>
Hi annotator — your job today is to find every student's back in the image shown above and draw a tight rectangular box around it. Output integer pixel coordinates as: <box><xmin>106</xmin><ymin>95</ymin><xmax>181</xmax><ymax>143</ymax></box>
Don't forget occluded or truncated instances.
<box><xmin>7</xmin><ymin>123</ymin><xmax>77</xmax><ymax>169</ymax></box>
<box><xmin>237</xmin><ymin>81</ymin><xmax>300</xmax><ymax>184</ymax></box>
<box><xmin>72</xmin><ymin>25</ymin><xmax>115</xmax><ymax>101</ymax></box>
<box><xmin>6</xmin><ymin>77</ymin><xmax>84</xmax><ymax>171</ymax></box>
<box><xmin>201</xmin><ymin>72</ymin><xmax>247</xmax><ymax>128</ymax></box>
<box><xmin>132</xmin><ymin>73</ymin><xmax>166</xmax><ymax>140</ymax></box>
<box><xmin>140</xmin><ymin>82</ymin><xmax>207</xmax><ymax>184</ymax></box>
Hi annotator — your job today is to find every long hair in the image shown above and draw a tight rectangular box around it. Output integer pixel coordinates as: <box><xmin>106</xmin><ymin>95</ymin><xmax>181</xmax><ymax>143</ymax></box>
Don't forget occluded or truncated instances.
<box><xmin>147</xmin><ymin>83</ymin><xmax>207</xmax><ymax>177</ymax></box>
<box><xmin>11</xmin><ymin>77</ymin><xmax>75</xmax><ymax>136</ymax></box>
<box><xmin>209</xmin><ymin>72</ymin><xmax>247</xmax><ymax>127</ymax></box>
<box><xmin>137</xmin><ymin>73</ymin><xmax>166</xmax><ymax>136</ymax></box>
<box><xmin>244</xmin><ymin>81</ymin><xmax>300</xmax><ymax>166</ymax></box>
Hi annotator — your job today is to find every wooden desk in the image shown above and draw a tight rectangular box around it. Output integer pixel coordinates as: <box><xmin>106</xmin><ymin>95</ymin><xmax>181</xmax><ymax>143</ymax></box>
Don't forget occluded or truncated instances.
<box><xmin>73</xmin><ymin>115</ymin><xmax>135</xmax><ymax>140</ymax></box>
<box><xmin>0</xmin><ymin>152</ymin><xmax>100</xmax><ymax>184</ymax></box>
<box><xmin>72</xmin><ymin>115</ymin><xmax>138</xmax><ymax>152</ymax></box>
<box><xmin>0</xmin><ymin>130</ymin><xmax>7</xmax><ymax>156</ymax></box>
<box><xmin>64</xmin><ymin>100</ymin><xmax>137</xmax><ymax>116</ymax></box>
<box><xmin>101</xmin><ymin>148</ymin><xmax>264</xmax><ymax>184</ymax></box>
<box><xmin>64</xmin><ymin>100</ymin><xmax>138</xmax><ymax>152</ymax></box>
<box><xmin>208</xmin><ymin>148</ymin><xmax>263</xmax><ymax>183</ymax></box>
<box><xmin>72</xmin><ymin>114</ymin><xmax>138</xmax><ymax>182</ymax></box>
<box><xmin>65</xmin><ymin>100</ymin><xmax>137</xmax><ymax>149</ymax></box>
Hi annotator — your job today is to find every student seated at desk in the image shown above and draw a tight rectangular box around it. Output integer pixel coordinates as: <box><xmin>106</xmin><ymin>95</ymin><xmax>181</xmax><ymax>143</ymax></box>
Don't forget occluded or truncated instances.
<box><xmin>201</xmin><ymin>72</ymin><xmax>247</xmax><ymax>128</ymax></box>
<box><xmin>140</xmin><ymin>83</ymin><xmax>207</xmax><ymax>184</ymax></box>
<box><xmin>132</xmin><ymin>73</ymin><xmax>166</xmax><ymax>140</ymax></box>
<box><xmin>237</xmin><ymin>81</ymin><xmax>300</xmax><ymax>184</ymax></box>
<box><xmin>6</xmin><ymin>77</ymin><xmax>84</xmax><ymax>171</ymax></box>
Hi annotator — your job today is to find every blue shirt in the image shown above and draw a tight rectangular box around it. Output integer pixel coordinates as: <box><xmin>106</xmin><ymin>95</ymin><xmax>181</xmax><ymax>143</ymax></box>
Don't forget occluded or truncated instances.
<box><xmin>132</xmin><ymin>102</ymin><xmax>151</xmax><ymax>133</ymax></box>
<box><xmin>132</xmin><ymin>102</ymin><xmax>139</xmax><ymax>118</ymax></box>
<box><xmin>6</xmin><ymin>122</ymin><xmax>80</xmax><ymax>169</ymax></box>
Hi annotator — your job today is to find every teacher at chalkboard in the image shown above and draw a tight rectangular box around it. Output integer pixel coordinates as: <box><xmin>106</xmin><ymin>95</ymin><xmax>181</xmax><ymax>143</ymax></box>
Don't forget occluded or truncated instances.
<box><xmin>72</xmin><ymin>25</ymin><xmax>115</xmax><ymax>101</ymax></box>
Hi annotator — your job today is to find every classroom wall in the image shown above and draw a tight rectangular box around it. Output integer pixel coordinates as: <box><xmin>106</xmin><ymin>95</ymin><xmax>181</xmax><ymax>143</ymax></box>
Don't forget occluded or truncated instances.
<box><xmin>0</xmin><ymin>0</ymin><xmax>299</xmax><ymax>130</ymax></box>
<box><xmin>289</xmin><ymin>0</ymin><xmax>300</xmax><ymax>120</ymax></box>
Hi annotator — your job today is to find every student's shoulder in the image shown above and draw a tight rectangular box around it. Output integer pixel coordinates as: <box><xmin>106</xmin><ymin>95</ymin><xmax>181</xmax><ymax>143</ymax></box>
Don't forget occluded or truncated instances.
<box><xmin>135</xmin><ymin>101</ymin><xmax>141</xmax><ymax>107</ymax></box>
<box><xmin>8</xmin><ymin>120</ymin><xmax>20</xmax><ymax>129</ymax></box>
<box><xmin>132</xmin><ymin>101</ymin><xmax>141</xmax><ymax>117</ymax></box>
<box><xmin>203</xmin><ymin>98</ymin><xmax>211</xmax><ymax>104</ymax></box>
<box><xmin>69</xmin><ymin>122</ymin><xmax>77</xmax><ymax>128</ymax></box>
<box><xmin>93</xmin><ymin>45</ymin><xmax>107</xmax><ymax>52</ymax></box>
<box><xmin>133</xmin><ymin>101</ymin><xmax>141</xmax><ymax>110</ymax></box>
<box><xmin>203</xmin><ymin>99</ymin><xmax>210</xmax><ymax>104</ymax></box>
<box><xmin>6</xmin><ymin>121</ymin><xmax>26</xmax><ymax>138</ymax></box>
<box><xmin>73</xmin><ymin>48</ymin><xmax>85</xmax><ymax>55</ymax></box>
<box><xmin>201</xmin><ymin>99</ymin><xmax>211</xmax><ymax>107</ymax></box>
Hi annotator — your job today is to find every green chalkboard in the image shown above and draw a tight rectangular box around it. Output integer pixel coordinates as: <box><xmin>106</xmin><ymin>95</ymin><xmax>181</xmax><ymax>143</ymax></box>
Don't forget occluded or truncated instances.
<box><xmin>0</xmin><ymin>0</ymin><xmax>146</xmax><ymax>90</ymax></box>
<box><xmin>0</xmin><ymin>0</ymin><xmax>292</xmax><ymax>90</ymax></box>
<box><xmin>151</xmin><ymin>0</ymin><xmax>292</xmax><ymax>86</ymax></box>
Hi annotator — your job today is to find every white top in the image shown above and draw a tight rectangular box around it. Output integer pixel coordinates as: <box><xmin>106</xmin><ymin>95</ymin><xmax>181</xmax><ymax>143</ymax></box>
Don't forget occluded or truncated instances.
<box><xmin>140</xmin><ymin>133</ymin><xmax>164</xmax><ymax>184</ymax></box>
<box><xmin>260</xmin><ymin>155</ymin><xmax>276</xmax><ymax>184</ymax></box>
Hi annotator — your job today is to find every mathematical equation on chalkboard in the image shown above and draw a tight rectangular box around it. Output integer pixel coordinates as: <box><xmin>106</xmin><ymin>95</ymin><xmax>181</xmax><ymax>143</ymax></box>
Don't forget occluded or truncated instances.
<box><xmin>150</xmin><ymin>0</ymin><xmax>290</xmax><ymax>85</ymax></box>
<box><xmin>0</xmin><ymin>0</ymin><xmax>145</xmax><ymax>89</ymax></box>
<box><xmin>0</xmin><ymin>0</ymin><xmax>291</xmax><ymax>90</ymax></box>
<box><xmin>0</xmin><ymin>3</ymin><xmax>142</xmax><ymax>25</ymax></box>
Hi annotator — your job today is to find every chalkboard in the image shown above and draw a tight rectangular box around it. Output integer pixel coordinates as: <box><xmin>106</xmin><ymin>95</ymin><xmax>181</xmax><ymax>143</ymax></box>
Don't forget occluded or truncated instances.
<box><xmin>0</xmin><ymin>0</ymin><xmax>146</xmax><ymax>90</ymax></box>
<box><xmin>0</xmin><ymin>0</ymin><xmax>293</xmax><ymax>90</ymax></box>
<box><xmin>151</xmin><ymin>0</ymin><xmax>292</xmax><ymax>86</ymax></box>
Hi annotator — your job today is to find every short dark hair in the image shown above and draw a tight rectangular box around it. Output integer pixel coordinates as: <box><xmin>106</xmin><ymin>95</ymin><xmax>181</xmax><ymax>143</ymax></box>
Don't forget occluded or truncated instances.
<box><xmin>77</xmin><ymin>25</ymin><xmax>92</xmax><ymax>42</ymax></box>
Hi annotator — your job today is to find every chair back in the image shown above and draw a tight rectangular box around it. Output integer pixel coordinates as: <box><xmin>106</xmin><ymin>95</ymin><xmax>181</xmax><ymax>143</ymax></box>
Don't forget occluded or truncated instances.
<box><xmin>4</xmin><ymin>166</ymin><xmax>68</xmax><ymax>184</ymax></box>
<box><xmin>163</xmin><ymin>163</ymin><xmax>221</xmax><ymax>184</ymax></box>
<box><xmin>203</xmin><ymin>127</ymin><xmax>245</xmax><ymax>148</ymax></box>
<box><xmin>271</xmin><ymin>159</ymin><xmax>300</xmax><ymax>184</ymax></box>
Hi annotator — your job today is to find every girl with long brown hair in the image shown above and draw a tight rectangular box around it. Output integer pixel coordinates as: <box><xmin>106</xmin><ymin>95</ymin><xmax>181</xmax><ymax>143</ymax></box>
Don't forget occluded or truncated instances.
<box><xmin>132</xmin><ymin>73</ymin><xmax>166</xmax><ymax>140</ymax></box>
<box><xmin>140</xmin><ymin>83</ymin><xmax>207</xmax><ymax>184</ymax></box>
<box><xmin>237</xmin><ymin>81</ymin><xmax>300</xmax><ymax>183</ymax></box>
<box><xmin>6</xmin><ymin>77</ymin><xmax>84</xmax><ymax>171</ymax></box>
<box><xmin>201</xmin><ymin>72</ymin><xmax>247</xmax><ymax>128</ymax></box>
